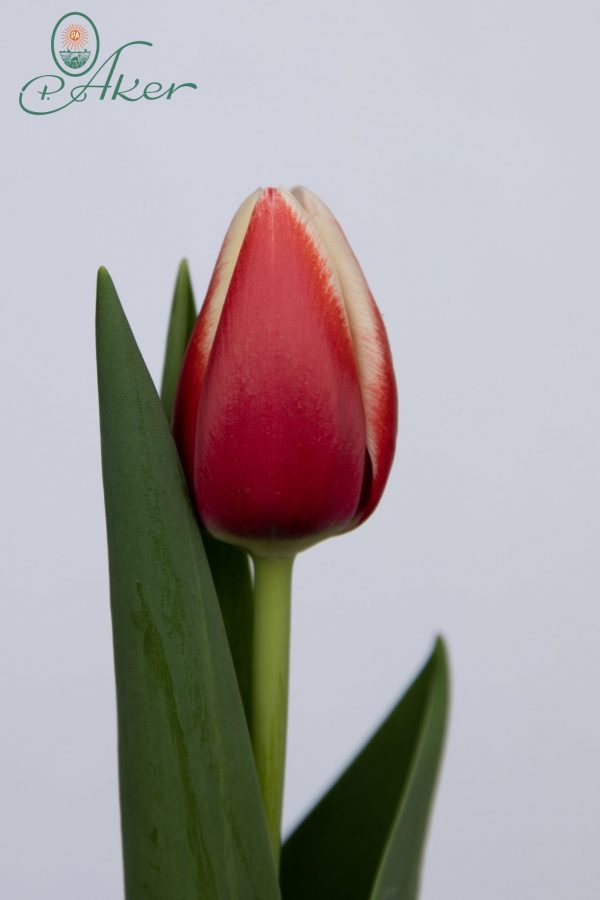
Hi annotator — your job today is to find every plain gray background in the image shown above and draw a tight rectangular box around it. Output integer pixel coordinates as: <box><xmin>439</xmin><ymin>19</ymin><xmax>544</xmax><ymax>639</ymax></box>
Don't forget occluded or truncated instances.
<box><xmin>1</xmin><ymin>0</ymin><xmax>599</xmax><ymax>897</ymax></box>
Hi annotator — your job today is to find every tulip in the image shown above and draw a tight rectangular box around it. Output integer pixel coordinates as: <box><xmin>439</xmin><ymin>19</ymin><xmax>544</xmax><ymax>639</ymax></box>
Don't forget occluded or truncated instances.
<box><xmin>173</xmin><ymin>186</ymin><xmax>397</xmax><ymax>556</ymax></box>
<box><xmin>172</xmin><ymin>186</ymin><xmax>397</xmax><ymax>866</ymax></box>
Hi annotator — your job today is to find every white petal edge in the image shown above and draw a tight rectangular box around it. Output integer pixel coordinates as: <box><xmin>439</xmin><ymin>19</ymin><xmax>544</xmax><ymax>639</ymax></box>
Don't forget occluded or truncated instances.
<box><xmin>196</xmin><ymin>188</ymin><xmax>263</xmax><ymax>374</ymax></box>
<box><xmin>291</xmin><ymin>185</ymin><xmax>395</xmax><ymax>486</ymax></box>
<box><xmin>274</xmin><ymin>187</ymin><xmax>352</xmax><ymax>338</ymax></box>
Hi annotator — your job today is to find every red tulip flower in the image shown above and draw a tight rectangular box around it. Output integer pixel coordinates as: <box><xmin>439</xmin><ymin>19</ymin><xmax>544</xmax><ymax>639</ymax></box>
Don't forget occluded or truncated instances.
<box><xmin>173</xmin><ymin>186</ymin><xmax>397</xmax><ymax>558</ymax></box>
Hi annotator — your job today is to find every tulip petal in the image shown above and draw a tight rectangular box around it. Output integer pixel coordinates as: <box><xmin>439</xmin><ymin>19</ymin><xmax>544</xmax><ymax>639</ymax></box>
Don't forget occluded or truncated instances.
<box><xmin>172</xmin><ymin>189</ymin><xmax>262</xmax><ymax>484</ymax></box>
<box><xmin>291</xmin><ymin>187</ymin><xmax>398</xmax><ymax>524</ymax></box>
<box><xmin>195</xmin><ymin>188</ymin><xmax>367</xmax><ymax>550</ymax></box>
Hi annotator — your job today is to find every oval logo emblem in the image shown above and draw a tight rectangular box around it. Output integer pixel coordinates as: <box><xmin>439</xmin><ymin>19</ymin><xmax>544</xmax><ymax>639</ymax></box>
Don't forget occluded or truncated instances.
<box><xmin>51</xmin><ymin>12</ymin><xmax>99</xmax><ymax>77</ymax></box>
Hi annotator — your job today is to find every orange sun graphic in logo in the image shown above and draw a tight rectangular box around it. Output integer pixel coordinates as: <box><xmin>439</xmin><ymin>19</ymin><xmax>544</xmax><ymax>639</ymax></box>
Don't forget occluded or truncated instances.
<box><xmin>61</xmin><ymin>23</ymin><xmax>89</xmax><ymax>52</ymax></box>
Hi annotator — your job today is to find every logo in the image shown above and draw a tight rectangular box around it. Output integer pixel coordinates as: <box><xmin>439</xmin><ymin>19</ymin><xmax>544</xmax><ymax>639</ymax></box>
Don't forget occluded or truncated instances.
<box><xmin>51</xmin><ymin>12</ymin><xmax>99</xmax><ymax>76</ymax></box>
<box><xmin>20</xmin><ymin>12</ymin><xmax>197</xmax><ymax>115</ymax></box>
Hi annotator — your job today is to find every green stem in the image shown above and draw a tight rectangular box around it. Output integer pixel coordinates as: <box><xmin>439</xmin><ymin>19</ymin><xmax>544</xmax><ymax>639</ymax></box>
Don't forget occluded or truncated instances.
<box><xmin>250</xmin><ymin>554</ymin><xmax>294</xmax><ymax>869</ymax></box>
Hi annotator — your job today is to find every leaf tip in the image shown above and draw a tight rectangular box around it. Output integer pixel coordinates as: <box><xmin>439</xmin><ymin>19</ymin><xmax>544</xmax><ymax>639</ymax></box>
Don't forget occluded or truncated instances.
<box><xmin>96</xmin><ymin>266</ymin><xmax>119</xmax><ymax>313</ymax></box>
<box><xmin>174</xmin><ymin>259</ymin><xmax>193</xmax><ymax>302</ymax></box>
<box><xmin>95</xmin><ymin>266</ymin><xmax>128</xmax><ymax>353</ymax></box>
<box><xmin>97</xmin><ymin>264</ymin><xmax>113</xmax><ymax>290</ymax></box>
<box><xmin>432</xmin><ymin>633</ymin><xmax>448</xmax><ymax>660</ymax></box>
<box><xmin>173</xmin><ymin>257</ymin><xmax>197</xmax><ymax>330</ymax></box>
<box><xmin>430</xmin><ymin>634</ymin><xmax>450</xmax><ymax>712</ymax></box>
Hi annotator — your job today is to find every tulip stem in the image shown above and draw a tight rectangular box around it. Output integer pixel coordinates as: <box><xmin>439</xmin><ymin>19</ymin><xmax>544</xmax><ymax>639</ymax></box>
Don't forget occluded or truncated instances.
<box><xmin>250</xmin><ymin>554</ymin><xmax>294</xmax><ymax>870</ymax></box>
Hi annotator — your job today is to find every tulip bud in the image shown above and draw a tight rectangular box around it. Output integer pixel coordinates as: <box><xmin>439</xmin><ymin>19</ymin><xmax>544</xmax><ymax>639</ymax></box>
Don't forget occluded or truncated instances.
<box><xmin>173</xmin><ymin>187</ymin><xmax>397</xmax><ymax>557</ymax></box>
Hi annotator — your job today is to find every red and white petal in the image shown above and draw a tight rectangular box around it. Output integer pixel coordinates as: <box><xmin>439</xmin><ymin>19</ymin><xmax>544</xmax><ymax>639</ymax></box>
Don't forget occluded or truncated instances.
<box><xmin>172</xmin><ymin>189</ymin><xmax>261</xmax><ymax>485</ymax></box>
<box><xmin>194</xmin><ymin>187</ymin><xmax>367</xmax><ymax>548</ymax></box>
<box><xmin>292</xmin><ymin>186</ymin><xmax>398</xmax><ymax>524</ymax></box>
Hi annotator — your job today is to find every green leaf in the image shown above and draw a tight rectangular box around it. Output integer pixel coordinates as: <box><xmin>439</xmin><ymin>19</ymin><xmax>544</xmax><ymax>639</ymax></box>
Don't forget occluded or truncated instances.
<box><xmin>96</xmin><ymin>267</ymin><xmax>280</xmax><ymax>900</ymax></box>
<box><xmin>159</xmin><ymin>259</ymin><xmax>197</xmax><ymax>423</ymax></box>
<box><xmin>280</xmin><ymin>638</ymin><xmax>449</xmax><ymax>900</ymax></box>
<box><xmin>158</xmin><ymin>260</ymin><xmax>254</xmax><ymax>727</ymax></box>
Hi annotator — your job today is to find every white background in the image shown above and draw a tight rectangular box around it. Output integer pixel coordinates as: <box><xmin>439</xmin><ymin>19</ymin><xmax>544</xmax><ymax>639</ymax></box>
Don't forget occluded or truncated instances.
<box><xmin>1</xmin><ymin>1</ymin><xmax>599</xmax><ymax>897</ymax></box>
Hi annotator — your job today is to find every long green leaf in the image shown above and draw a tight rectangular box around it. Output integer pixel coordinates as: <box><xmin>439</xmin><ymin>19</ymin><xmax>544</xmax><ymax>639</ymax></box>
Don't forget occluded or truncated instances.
<box><xmin>96</xmin><ymin>267</ymin><xmax>280</xmax><ymax>900</ymax></box>
<box><xmin>159</xmin><ymin>260</ymin><xmax>254</xmax><ymax>725</ymax></box>
<box><xmin>280</xmin><ymin>638</ymin><xmax>449</xmax><ymax>900</ymax></box>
